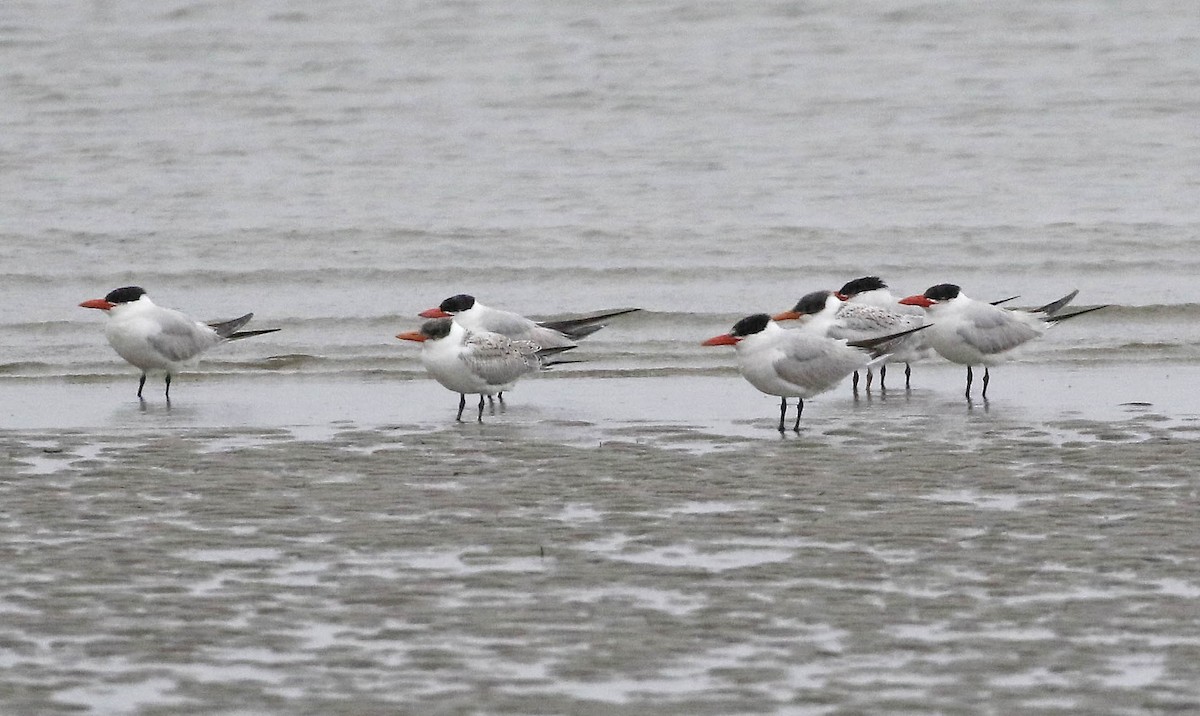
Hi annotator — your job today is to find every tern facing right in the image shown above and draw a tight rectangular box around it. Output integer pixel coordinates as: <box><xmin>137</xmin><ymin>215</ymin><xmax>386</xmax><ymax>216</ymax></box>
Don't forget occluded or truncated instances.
<box><xmin>899</xmin><ymin>283</ymin><xmax>1107</xmax><ymax>400</ymax></box>
<box><xmin>702</xmin><ymin>314</ymin><xmax>928</xmax><ymax>432</ymax></box>
<box><xmin>397</xmin><ymin>318</ymin><xmax>574</xmax><ymax>422</ymax></box>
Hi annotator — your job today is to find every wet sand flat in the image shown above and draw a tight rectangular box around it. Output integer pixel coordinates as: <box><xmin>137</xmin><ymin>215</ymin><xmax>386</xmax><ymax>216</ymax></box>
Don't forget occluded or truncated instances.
<box><xmin>3</xmin><ymin>368</ymin><xmax>1200</xmax><ymax>713</ymax></box>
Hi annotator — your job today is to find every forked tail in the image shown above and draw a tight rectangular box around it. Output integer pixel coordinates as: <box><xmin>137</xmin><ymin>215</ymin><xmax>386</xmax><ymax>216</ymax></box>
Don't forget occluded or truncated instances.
<box><xmin>1033</xmin><ymin>290</ymin><xmax>1079</xmax><ymax>315</ymax></box>
<box><xmin>208</xmin><ymin>312</ymin><xmax>281</xmax><ymax>340</ymax></box>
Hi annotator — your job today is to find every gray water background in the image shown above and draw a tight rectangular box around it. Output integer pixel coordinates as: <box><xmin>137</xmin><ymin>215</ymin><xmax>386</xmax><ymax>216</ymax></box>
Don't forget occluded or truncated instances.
<box><xmin>2</xmin><ymin>1</ymin><xmax>1200</xmax><ymax>713</ymax></box>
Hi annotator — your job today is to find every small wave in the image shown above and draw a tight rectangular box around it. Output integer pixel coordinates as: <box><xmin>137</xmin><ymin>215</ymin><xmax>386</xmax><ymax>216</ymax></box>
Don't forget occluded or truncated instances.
<box><xmin>1091</xmin><ymin>303</ymin><xmax>1200</xmax><ymax>320</ymax></box>
<box><xmin>0</xmin><ymin>361</ymin><xmax>53</xmax><ymax>374</ymax></box>
<box><xmin>255</xmin><ymin>353</ymin><xmax>326</xmax><ymax>369</ymax></box>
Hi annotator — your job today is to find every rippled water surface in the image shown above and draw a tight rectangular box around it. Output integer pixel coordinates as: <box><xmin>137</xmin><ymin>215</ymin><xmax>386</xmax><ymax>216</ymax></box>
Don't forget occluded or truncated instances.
<box><xmin>3</xmin><ymin>0</ymin><xmax>1200</xmax><ymax>713</ymax></box>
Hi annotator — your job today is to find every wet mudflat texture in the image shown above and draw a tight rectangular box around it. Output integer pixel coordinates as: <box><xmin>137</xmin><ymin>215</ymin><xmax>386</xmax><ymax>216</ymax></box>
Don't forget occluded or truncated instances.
<box><xmin>3</xmin><ymin>402</ymin><xmax>1199</xmax><ymax>714</ymax></box>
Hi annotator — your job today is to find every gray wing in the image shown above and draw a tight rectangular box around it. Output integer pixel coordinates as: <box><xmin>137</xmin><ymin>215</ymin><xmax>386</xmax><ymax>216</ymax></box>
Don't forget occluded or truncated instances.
<box><xmin>470</xmin><ymin>308</ymin><xmax>576</xmax><ymax>348</ymax></box>
<box><xmin>773</xmin><ymin>333</ymin><xmax>865</xmax><ymax>391</ymax></box>
<box><xmin>958</xmin><ymin>305</ymin><xmax>1042</xmax><ymax>355</ymax></box>
<box><xmin>831</xmin><ymin>304</ymin><xmax>922</xmax><ymax>341</ymax></box>
<box><xmin>147</xmin><ymin>309</ymin><xmax>221</xmax><ymax>362</ymax></box>
<box><xmin>478</xmin><ymin>309</ymin><xmax>542</xmax><ymax>340</ymax></box>
<box><xmin>461</xmin><ymin>332</ymin><xmax>540</xmax><ymax>385</ymax></box>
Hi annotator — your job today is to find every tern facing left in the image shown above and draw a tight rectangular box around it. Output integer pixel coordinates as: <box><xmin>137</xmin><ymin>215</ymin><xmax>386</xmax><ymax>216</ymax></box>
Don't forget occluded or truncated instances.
<box><xmin>836</xmin><ymin>276</ymin><xmax>934</xmax><ymax>389</ymax></box>
<box><xmin>898</xmin><ymin>283</ymin><xmax>1107</xmax><ymax>400</ymax></box>
<box><xmin>419</xmin><ymin>294</ymin><xmax>640</xmax><ymax>350</ymax></box>
<box><xmin>79</xmin><ymin>286</ymin><xmax>280</xmax><ymax>401</ymax></box>
<box><xmin>396</xmin><ymin>318</ymin><xmax>575</xmax><ymax>423</ymax></box>
<box><xmin>702</xmin><ymin>314</ymin><xmax>928</xmax><ymax>433</ymax></box>
<box><xmin>772</xmin><ymin>289</ymin><xmax>927</xmax><ymax>393</ymax></box>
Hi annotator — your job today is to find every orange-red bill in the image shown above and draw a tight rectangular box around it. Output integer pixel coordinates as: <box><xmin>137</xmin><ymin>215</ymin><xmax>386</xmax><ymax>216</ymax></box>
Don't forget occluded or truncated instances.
<box><xmin>418</xmin><ymin>308</ymin><xmax>451</xmax><ymax>319</ymax></box>
<box><xmin>771</xmin><ymin>310</ymin><xmax>801</xmax><ymax>322</ymax></box>
<box><xmin>898</xmin><ymin>295</ymin><xmax>933</xmax><ymax>308</ymax></box>
<box><xmin>79</xmin><ymin>299</ymin><xmax>114</xmax><ymax>310</ymax></box>
<box><xmin>396</xmin><ymin>331</ymin><xmax>427</xmax><ymax>342</ymax></box>
<box><xmin>701</xmin><ymin>334</ymin><xmax>740</xmax><ymax>347</ymax></box>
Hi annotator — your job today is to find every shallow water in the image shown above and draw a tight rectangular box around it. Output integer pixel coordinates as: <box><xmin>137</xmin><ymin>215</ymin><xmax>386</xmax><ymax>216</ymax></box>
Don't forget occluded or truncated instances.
<box><xmin>3</xmin><ymin>0</ymin><xmax>1200</xmax><ymax>713</ymax></box>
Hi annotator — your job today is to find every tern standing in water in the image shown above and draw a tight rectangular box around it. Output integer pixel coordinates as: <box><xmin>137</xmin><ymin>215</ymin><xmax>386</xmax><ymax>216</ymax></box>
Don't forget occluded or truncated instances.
<box><xmin>702</xmin><ymin>314</ymin><xmax>928</xmax><ymax>432</ymax></box>
<box><xmin>79</xmin><ymin>286</ymin><xmax>279</xmax><ymax>401</ymax></box>
<box><xmin>899</xmin><ymin>284</ymin><xmax>1106</xmax><ymax>400</ymax></box>
<box><xmin>397</xmin><ymin>318</ymin><xmax>575</xmax><ymax>423</ymax></box>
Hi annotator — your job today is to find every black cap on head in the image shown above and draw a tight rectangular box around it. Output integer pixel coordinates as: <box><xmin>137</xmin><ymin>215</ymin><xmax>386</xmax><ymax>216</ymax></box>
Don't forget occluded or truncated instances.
<box><xmin>924</xmin><ymin>284</ymin><xmax>961</xmax><ymax>301</ymax></box>
<box><xmin>421</xmin><ymin>318</ymin><xmax>454</xmax><ymax>340</ymax></box>
<box><xmin>791</xmin><ymin>290</ymin><xmax>833</xmax><ymax>315</ymax></box>
<box><xmin>439</xmin><ymin>294</ymin><xmax>475</xmax><ymax>313</ymax></box>
<box><xmin>731</xmin><ymin>314</ymin><xmax>771</xmax><ymax>337</ymax></box>
<box><xmin>838</xmin><ymin>276</ymin><xmax>887</xmax><ymax>297</ymax></box>
<box><xmin>104</xmin><ymin>286</ymin><xmax>146</xmax><ymax>304</ymax></box>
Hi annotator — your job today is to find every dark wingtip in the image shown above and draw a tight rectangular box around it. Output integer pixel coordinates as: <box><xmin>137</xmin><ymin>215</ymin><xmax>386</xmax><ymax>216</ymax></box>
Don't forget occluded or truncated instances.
<box><xmin>846</xmin><ymin>324</ymin><xmax>931</xmax><ymax>357</ymax></box>
<box><xmin>539</xmin><ymin>307</ymin><xmax>641</xmax><ymax>338</ymax></box>
<box><xmin>229</xmin><ymin>328</ymin><xmax>281</xmax><ymax>340</ymax></box>
<box><xmin>1046</xmin><ymin>304</ymin><xmax>1108</xmax><ymax>322</ymax></box>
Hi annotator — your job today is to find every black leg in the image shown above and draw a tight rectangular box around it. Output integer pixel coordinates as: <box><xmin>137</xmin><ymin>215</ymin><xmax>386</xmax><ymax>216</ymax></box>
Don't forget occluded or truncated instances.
<box><xmin>476</xmin><ymin>395</ymin><xmax>485</xmax><ymax>422</ymax></box>
<box><xmin>866</xmin><ymin>368</ymin><xmax>874</xmax><ymax>392</ymax></box>
<box><xmin>778</xmin><ymin>397</ymin><xmax>787</xmax><ymax>433</ymax></box>
<box><xmin>456</xmin><ymin>394</ymin><xmax>466</xmax><ymax>421</ymax></box>
<box><xmin>487</xmin><ymin>395</ymin><xmax>495</xmax><ymax>407</ymax></box>
<box><xmin>852</xmin><ymin>370</ymin><xmax>860</xmax><ymax>394</ymax></box>
<box><xmin>982</xmin><ymin>368</ymin><xmax>990</xmax><ymax>399</ymax></box>
<box><xmin>137</xmin><ymin>374</ymin><xmax>146</xmax><ymax>399</ymax></box>
<box><xmin>498</xmin><ymin>392</ymin><xmax>505</xmax><ymax>404</ymax></box>
<box><xmin>879</xmin><ymin>364</ymin><xmax>887</xmax><ymax>391</ymax></box>
<box><xmin>164</xmin><ymin>374</ymin><xmax>172</xmax><ymax>401</ymax></box>
<box><xmin>905</xmin><ymin>363</ymin><xmax>912</xmax><ymax>390</ymax></box>
<box><xmin>965</xmin><ymin>365</ymin><xmax>973</xmax><ymax>400</ymax></box>
<box><xmin>792</xmin><ymin>398</ymin><xmax>804</xmax><ymax>432</ymax></box>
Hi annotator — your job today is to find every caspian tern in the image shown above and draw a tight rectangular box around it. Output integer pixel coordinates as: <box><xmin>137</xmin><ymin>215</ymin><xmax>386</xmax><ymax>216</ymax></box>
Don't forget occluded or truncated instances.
<box><xmin>841</xmin><ymin>276</ymin><xmax>1021</xmax><ymax>309</ymax></box>
<box><xmin>835</xmin><ymin>276</ymin><xmax>933</xmax><ymax>390</ymax></box>
<box><xmin>79</xmin><ymin>286</ymin><xmax>279</xmax><ymax>401</ymax></box>
<box><xmin>418</xmin><ymin>294</ymin><xmax>639</xmax><ymax>350</ymax></box>
<box><xmin>396</xmin><ymin>318</ymin><xmax>575</xmax><ymax>423</ymax></box>
<box><xmin>898</xmin><ymin>284</ymin><xmax>1107</xmax><ymax>400</ymax></box>
<box><xmin>772</xmin><ymin>289</ymin><xmax>927</xmax><ymax>392</ymax></box>
<box><xmin>702</xmin><ymin>314</ymin><xmax>928</xmax><ymax>432</ymax></box>
<box><xmin>837</xmin><ymin>276</ymin><xmax>911</xmax><ymax>310</ymax></box>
